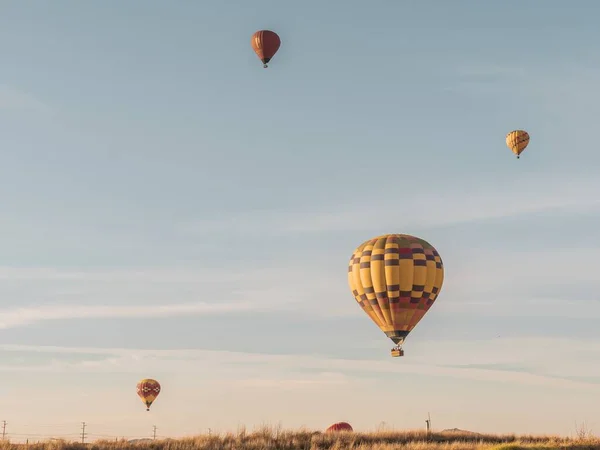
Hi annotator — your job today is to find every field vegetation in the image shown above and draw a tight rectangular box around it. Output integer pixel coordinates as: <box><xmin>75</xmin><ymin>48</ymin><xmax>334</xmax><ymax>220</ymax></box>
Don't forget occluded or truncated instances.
<box><xmin>1</xmin><ymin>426</ymin><xmax>598</xmax><ymax>450</ymax></box>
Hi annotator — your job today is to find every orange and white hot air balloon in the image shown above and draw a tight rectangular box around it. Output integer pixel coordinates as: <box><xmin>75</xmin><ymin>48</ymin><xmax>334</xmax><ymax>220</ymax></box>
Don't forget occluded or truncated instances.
<box><xmin>136</xmin><ymin>378</ymin><xmax>161</xmax><ymax>411</ymax></box>
<box><xmin>251</xmin><ymin>30</ymin><xmax>281</xmax><ymax>68</ymax></box>
<box><xmin>506</xmin><ymin>129</ymin><xmax>530</xmax><ymax>159</ymax></box>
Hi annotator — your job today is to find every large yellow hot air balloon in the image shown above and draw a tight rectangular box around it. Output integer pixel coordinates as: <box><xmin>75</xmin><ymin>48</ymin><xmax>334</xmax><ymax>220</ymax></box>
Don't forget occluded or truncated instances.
<box><xmin>505</xmin><ymin>130</ymin><xmax>530</xmax><ymax>159</ymax></box>
<box><xmin>348</xmin><ymin>234</ymin><xmax>444</xmax><ymax>357</ymax></box>
<box><xmin>136</xmin><ymin>378</ymin><xmax>161</xmax><ymax>411</ymax></box>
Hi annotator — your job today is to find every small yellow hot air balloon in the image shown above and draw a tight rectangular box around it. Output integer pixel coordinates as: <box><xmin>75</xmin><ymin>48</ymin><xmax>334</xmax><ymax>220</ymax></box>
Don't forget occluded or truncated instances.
<box><xmin>506</xmin><ymin>130</ymin><xmax>530</xmax><ymax>159</ymax></box>
<box><xmin>348</xmin><ymin>234</ymin><xmax>444</xmax><ymax>358</ymax></box>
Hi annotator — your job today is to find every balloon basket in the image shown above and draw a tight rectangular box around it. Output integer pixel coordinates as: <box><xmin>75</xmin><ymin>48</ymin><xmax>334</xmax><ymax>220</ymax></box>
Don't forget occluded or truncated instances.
<box><xmin>391</xmin><ymin>347</ymin><xmax>404</xmax><ymax>357</ymax></box>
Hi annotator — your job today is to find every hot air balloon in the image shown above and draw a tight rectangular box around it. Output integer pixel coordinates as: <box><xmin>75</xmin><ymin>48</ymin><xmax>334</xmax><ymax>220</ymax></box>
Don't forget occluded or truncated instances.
<box><xmin>136</xmin><ymin>378</ymin><xmax>161</xmax><ymax>411</ymax></box>
<box><xmin>251</xmin><ymin>30</ymin><xmax>281</xmax><ymax>68</ymax></box>
<box><xmin>325</xmin><ymin>422</ymin><xmax>353</xmax><ymax>433</ymax></box>
<box><xmin>348</xmin><ymin>234</ymin><xmax>444</xmax><ymax>357</ymax></box>
<box><xmin>506</xmin><ymin>130</ymin><xmax>530</xmax><ymax>159</ymax></box>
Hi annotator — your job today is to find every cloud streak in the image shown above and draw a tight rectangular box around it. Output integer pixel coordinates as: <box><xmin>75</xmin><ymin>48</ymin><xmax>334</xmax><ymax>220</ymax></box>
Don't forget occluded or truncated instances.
<box><xmin>0</xmin><ymin>85</ymin><xmax>53</xmax><ymax>114</ymax></box>
<box><xmin>0</xmin><ymin>300</ymin><xmax>282</xmax><ymax>330</ymax></box>
<box><xmin>0</xmin><ymin>237</ymin><xmax>599</xmax><ymax>332</ymax></box>
<box><xmin>178</xmin><ymin>173</ymin><xmax>600</xmax><ymax>236</ymax></box>
<box><xmin>1</xmin><ymin>337</ymin><xmax>600</xmax><ymax>391</ymax></box>
<box><xmin>441</xmin><ymin>247</ymin><xmax>600</xmax><ymax>308</ymax></box>
<box><xmin>0</xmin><ymin>266</ymin><xmax>281</xmax><ymax>282</ymax></box>
<box><xmin>0</xmin><ymin>266</ymin><xmax>317</xmax><ymax>329</ymax></box>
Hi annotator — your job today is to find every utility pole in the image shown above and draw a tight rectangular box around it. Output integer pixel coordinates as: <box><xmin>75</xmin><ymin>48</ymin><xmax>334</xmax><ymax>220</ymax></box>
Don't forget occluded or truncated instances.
<box><xmin>152</xmin><ymin>425</ymin><xmax>157</xmax><ymax>440</ymax></box>
<box><xmin>80</xmin><ymin>422</ymin><xmax>87</xmax><ymax>444</ymax></box>
<box><xmin>425</xmin><ymin>412</ymin><xmax>431</xmax><ymax>435</ymax></box>
<box><xmin>2</xmin><ymin>421</ymin><xmax>6</xmax><ymax>440</ymax></box>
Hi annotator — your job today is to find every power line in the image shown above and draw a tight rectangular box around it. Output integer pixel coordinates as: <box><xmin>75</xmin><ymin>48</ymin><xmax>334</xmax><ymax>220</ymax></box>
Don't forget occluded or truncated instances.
<box><xmin>80</xmin><ymin>422</ymin><xmax>87</xmax><ymax>444</ymax></box>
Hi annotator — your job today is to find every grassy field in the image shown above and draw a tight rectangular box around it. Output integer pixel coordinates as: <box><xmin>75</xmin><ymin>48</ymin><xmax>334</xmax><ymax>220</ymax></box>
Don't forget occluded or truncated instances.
<box><xmin>1</xmin><ymin>428</ymin><xmax>598</xmax><ymax>450</ymax></box>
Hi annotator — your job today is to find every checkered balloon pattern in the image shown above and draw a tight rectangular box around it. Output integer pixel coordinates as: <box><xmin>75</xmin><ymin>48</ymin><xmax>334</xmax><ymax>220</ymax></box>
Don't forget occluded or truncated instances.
<box><xmin>348</xmin><ymin>234</ymin><xmax>444</xmax><ymax>345</ymax></box>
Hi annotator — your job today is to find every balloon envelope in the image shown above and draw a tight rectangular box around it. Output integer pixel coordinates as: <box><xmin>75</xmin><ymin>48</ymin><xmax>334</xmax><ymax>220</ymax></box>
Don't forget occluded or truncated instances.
<box><xmin>136</xmin><ymin>378</ymin><xmax>161</xmax><ymax>411</ymax></box>
<box><xmin>506</xmin><ymin>130</ymin><xmax>530</xmax><ymax>157</ymax></box>
<box><xmin>348</xmin><ymin>234</ymin><xmax>444</xmax><ymax>346</ymax></box>
<box><xmin>326</xmin><ymin>422</ymin><xmax>353</xmax><ymax>433</ymax></box>
<box><xmin>251</xmin><ymin>30</ymin><xmax>281</xmax><ymax>67</ymax></box>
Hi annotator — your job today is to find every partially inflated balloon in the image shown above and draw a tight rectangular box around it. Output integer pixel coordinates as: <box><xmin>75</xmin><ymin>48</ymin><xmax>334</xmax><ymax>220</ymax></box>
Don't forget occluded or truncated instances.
<box><xmin>251</xmin><ymin>30</ymin><xmax>281</xmax><ymax>68</ymax></box>
<box><xmin>325</xmin><ymin>422</ymin><xmax>353</xmax><ymax>433</ymax></box>
<box><xmin>136</xmin><ymin>378</ymin><xmax>161</xmax><ymax>411</ymax></box>
<box><xmin>348</xmin><ymin>234</ymin><xmax>444</xmax><ymax>357</ymax></box>
<box><xmin>506</xmin><ymin>130</ymin><xmax>530</xmax><ymax>159</ymax></box>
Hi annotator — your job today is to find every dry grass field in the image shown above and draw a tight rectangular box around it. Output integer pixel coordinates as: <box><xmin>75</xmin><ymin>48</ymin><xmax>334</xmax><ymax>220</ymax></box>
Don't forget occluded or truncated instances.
<box><xmin>0</xmin><ymin>427</ymin><xmax>599</xmax><ymax>450</ymax></box>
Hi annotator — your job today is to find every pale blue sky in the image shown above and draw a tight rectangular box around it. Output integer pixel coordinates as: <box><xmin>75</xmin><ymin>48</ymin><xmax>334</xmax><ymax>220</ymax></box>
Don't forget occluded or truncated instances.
<box><xmin>1</xmin><ymin>0</ymin><xmax>600</xmax><ymax>442</ymax></box>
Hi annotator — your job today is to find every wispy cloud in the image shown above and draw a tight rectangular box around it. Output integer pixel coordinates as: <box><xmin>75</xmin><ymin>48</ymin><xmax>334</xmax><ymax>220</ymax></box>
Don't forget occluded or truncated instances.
<box><xmin>2</xmin><ymin>340</ymin><xmax>600</xmax><ymax>438</ymax></box>
<box><xmin>0</xmin><ymin>235</ymin><xmax>599</xmax><ymax>332</ymax></box>
<box><xmin>442</xmin><ymin>63</ymin><xmax>534</xmax><ymax>95</ymax></box>
<box><xmin>0</xmin><ymin>85</ymin><xmax>53</xmax><ymax>114</ymax></box>
<box><xmin>441</xmin><ymin>247</ymin><xmax>600</xmax><ymax>310</ymax></box>
<box><xmin>453</xmin><ymin>64</ymin><xmax>531</xmax><ymax>79</ymax></box>
<box><xmin>0</xmin><ymin>266</ymin><xmax>318</xmax><ymax>329</ymax></box>
<box><xmin>234</xmin><ymin>372</ymin><xmax>351</xmax><ymax>389</ymax></box>
<box><xmin>1</xmin><ymin>338</ymin><xmax>600</xmax><ymax>391</ymax></box>
<box><xmin>0</xmin><ymin>266</ymin><xmax>277</xmax><ymax>282</ymax></box>
<box><xmin>0</xmin><ymin>300</ymin><xmax>281</xmax><ymax>330</ymax></box>
<box><xmin>177</xmin><ymin>174</ymin><xmax>600</xmax><ymax>236</ymax></box>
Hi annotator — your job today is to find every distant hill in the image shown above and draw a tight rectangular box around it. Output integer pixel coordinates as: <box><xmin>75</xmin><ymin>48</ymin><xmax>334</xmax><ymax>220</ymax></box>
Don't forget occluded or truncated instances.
<box><xmin>441</xmin><ymin>428</ymin><xmax>481</xmax><ymax>436</ymax></box>
<box><xmin>128</xmin><ymin>438</ymin><xmax>175</xmax><ymax>443</ymax></box>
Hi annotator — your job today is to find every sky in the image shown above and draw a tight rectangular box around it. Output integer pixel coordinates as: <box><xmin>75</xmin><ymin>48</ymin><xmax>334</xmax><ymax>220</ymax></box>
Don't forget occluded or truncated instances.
<box><xmin>1</xmin><ymin>0</ymin><xmax>600</xmax><ymax>442</ymax></box>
